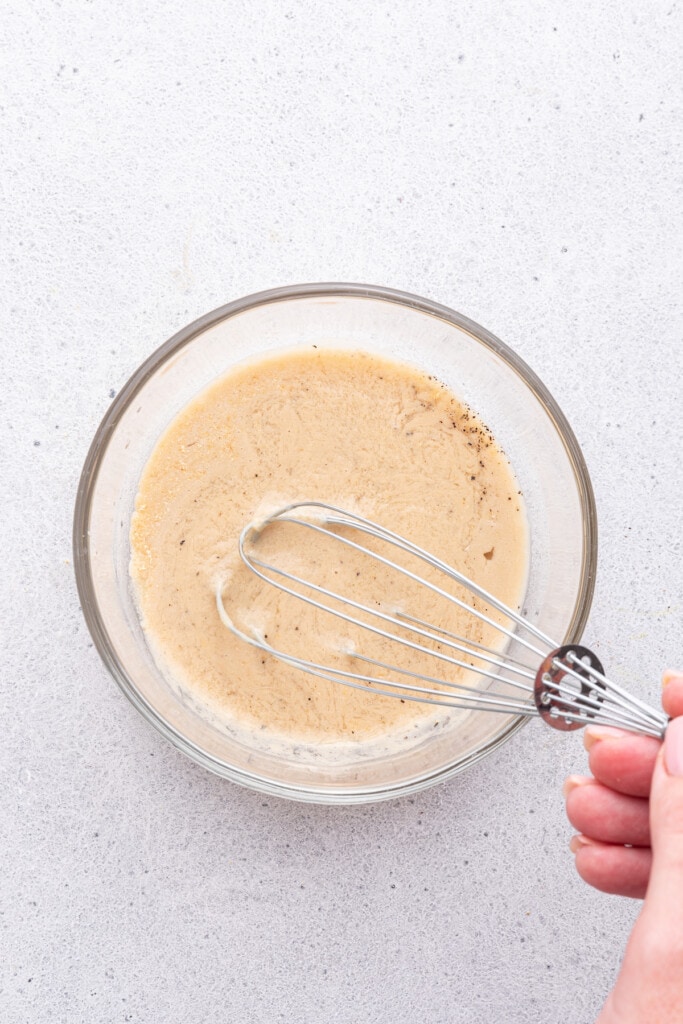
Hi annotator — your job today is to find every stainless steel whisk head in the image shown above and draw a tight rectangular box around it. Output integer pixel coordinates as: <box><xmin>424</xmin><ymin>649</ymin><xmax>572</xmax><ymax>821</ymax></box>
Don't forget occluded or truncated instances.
<box><xmin>216</xmin><ymin>501</ymin><xmax>668</xmax><ymax>740</ymax></box>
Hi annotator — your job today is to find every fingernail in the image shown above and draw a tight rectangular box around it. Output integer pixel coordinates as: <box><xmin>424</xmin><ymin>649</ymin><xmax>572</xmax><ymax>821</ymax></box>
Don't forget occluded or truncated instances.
<box><xmin>664</xmin><ymin>716</ymin><xmax>683</xmax><ymax>777</ymax></box>
<box><xmin>569</xmin><ymin>835</ymin><xmax>595</xmax><ymax>854</ymax></box>
<box><xmin>584</xmin><ymin>725</ymin><xmax>630</xmax><ymax>751</ymax></box>
<box><xmin>562</xmin><ymin>775</ymin><xmax>593</xmax><ymax>798</ymax></box>
<box><xmin>662</xmin><ymin>669</ymin><xmax>683</xmax><ymax>688</ymax></box>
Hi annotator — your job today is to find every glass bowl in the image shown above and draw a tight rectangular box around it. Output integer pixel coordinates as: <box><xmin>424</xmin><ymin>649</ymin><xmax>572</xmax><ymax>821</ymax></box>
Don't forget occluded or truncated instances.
<box><xmin>73</xmin><ymin>283</ymin><xmax>597</xmax><ymax>804</ymax></box>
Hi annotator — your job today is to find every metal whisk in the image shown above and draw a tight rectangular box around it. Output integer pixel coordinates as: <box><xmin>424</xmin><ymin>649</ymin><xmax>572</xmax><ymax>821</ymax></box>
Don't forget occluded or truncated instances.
<box><xmin>216</xmin><ymin>501</ymin><xmax>668</xmax><ymax>740</ymax></box>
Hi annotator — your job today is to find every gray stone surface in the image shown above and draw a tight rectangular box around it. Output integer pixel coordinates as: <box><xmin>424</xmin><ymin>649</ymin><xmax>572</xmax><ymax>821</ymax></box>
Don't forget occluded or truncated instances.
<box><xmin>3</xmin><ymin>2</ymin><xmax>682</xmax><ymax>1021</ymax></box>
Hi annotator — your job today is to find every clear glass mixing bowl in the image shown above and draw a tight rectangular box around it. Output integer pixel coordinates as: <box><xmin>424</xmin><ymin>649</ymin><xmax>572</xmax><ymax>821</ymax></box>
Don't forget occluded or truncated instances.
<box><xmin>73</xmin><ymin>284</ymin><xmax>597</xmax><ymax>803</ymax></box>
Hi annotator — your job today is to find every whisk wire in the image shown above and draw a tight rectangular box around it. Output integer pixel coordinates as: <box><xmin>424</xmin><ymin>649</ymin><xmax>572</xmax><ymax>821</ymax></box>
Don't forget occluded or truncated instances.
<box><xmin>563</xmin><ymin>653</ymin><xmax>664</xmax><ymax>727</ymax></box>
<box><xmin>241</xmin><ymin>553</ymin><xmax>537</xmax><ymax>694</ymax></box>
<box><xmin>263</xmin><ymin>509</ymin><xmax>554</xmax><ymax>657</ymax></box>
<box><xmin>543</xmin><ymin>680</ymin><xmax>660</xmax><ymax>734</ymax></box>
<box><xmin>215</xmin><ymin>596</ymin><xmax>536</xmax><ymax>716</ymax></box>
<box><xmin>392</xmin><ymin>610</ymin><xmax>538</xmax><ymax>676</ymax></box>
<box><xmin>216</xmin><ymin>501</ymin><xmax>669</xmax><ymax>740</ymax></box>
<box><xmin>545</xmin><ymin>662</ymin><xmax>656</xmax><ymax>728</ymax></box>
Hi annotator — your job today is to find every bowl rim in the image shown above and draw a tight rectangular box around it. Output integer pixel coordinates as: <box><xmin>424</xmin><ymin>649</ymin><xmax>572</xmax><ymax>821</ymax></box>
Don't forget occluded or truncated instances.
<box><xmin>73</xmin><ymin>282</ymin><xmax>598</xmax><ymax>804</ymax></box>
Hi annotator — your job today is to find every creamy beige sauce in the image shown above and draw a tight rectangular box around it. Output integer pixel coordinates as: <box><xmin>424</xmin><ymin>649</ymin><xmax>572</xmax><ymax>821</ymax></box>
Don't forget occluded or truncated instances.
<box><xmin>130</xmin><ymin>348</ymin><xmax>528</xmax><ymax>751</ymax></box>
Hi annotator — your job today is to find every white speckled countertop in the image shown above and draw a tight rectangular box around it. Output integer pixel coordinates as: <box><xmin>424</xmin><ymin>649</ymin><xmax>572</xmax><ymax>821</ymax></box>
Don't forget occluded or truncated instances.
<box><xmin>3</xmin><ymin>2</ymin><xmax>682</xmax><ymax>1021</ymax></box>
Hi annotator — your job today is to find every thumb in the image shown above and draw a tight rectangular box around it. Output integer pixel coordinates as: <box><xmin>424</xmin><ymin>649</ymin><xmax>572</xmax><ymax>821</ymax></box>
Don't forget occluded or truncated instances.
<box><xmin>645</xmin><ymin>716</ymin><xmax>683</xmax><ymax>916</ymax></box>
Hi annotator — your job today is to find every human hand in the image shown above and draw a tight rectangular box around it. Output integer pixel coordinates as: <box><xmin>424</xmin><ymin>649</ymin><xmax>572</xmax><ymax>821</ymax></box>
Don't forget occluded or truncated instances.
<box><xmin>565</xmin><ymin>671</ymin><xmax>683</xmax><ymax>898</ymax></box>
<box><xmin>564</xmin><ymin>671</ymin><xmax>683</xmax><ymax>1021</ymax></box>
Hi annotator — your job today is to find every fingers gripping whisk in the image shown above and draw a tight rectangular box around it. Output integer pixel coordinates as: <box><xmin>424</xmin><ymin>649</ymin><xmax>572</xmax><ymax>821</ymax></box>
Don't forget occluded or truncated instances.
<box><xmin>216</xmin><ymin>502</ymin><xmax>668</xmax><ymax>740</ymax></box>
